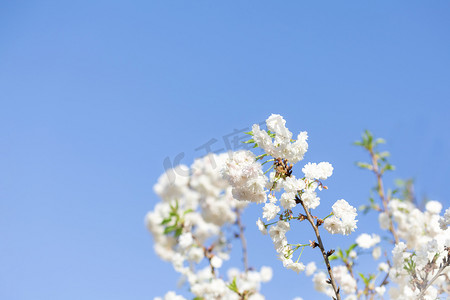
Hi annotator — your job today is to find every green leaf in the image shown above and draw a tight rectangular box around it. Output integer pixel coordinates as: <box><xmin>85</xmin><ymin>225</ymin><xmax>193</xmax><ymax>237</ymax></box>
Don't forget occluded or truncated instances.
<box><xmin>375</xmin><ymin>138</ymin><xmax>386</xmax><ymax>145</ymax></box>
<box><xmin>356</xmin><ymin>162</ymin><xmax>373</xmax><ymax>170</ymax></box>
<box><xmin>183</xmin><ymin>209</ymin><xmax>194</xmax><ymax>215</ymax></box>
<box><xmin>358</xmin><ymin>273</ymin><xmax>370</xmax><ymax>286</ymax></box>
<box><xmin>163</xmin><ymin>225</ymin><xmax>177</xmax><ymax>235</ymax></box>
<box><xmin>379</xmin><ymin>151</ymin><xmax>390</xmax><ymax>158</ymax></box>
<box><xmin>328</xmin><ymin>255</ymin><xmax>338</xmax><ymax>261</ymax></box>
<box><xmin>381</xmin><ymin>164</ymin><xmax>395</xmax><ymax>173</ymax></box>
<box><xmin>359</xmin><ymin>205</ymin><xmax>369</xmax><ymax>214</ymax></box>
<box><xmin>175</xmin><ymin>227</ymin><xmax>183</xmax><ymax>237</ymax></box>
<box><xmin>345</xmin><ymin>243</ymin><xmax>357</xmax><ymax>256</ymax></box>
<box><xmin>227</xmin><ymin>277</ymin><xmax>239</xmax><ymax>294</ymax></box>
<box><xmin>160</xmin><ymin>217</ymin><xmax>172</xmax><ymax>225</ymax></box>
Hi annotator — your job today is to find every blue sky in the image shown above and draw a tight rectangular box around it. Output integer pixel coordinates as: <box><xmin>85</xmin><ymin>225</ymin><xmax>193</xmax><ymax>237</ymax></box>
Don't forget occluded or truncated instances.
<box><xmin>0</xmin><ymin>1</ymin><xmax>449</xmax><ymax>299</ymax></box>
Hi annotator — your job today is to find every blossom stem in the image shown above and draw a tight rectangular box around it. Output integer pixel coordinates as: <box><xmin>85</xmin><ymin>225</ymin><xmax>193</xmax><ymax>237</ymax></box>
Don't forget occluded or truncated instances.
<box><xmin>296</xmin><ymin>246</ymin><xmax>306</xmax><ymax>263</ymax></box>
<box><xmin>323</xmin><ymin>212</ymin><xmax>333</xmax><ymax>221</ymax></box>
<box><xmin>264</xmin><ymin>164</ymin><xmax>274</xmax><ymax>175</ymax></box>
<box><xmin>255</xmin><ymin>153</ymin><xmax>269</xmax><ymax>160</ymax></box>
<box><xmin>299</xmin><ymin>199</ymin><xmax>341</xmax><ymax>300</ymax></box>
<box><xmin>417</xmin><ymin>261</ymin><xmax>450</xmax><ymax>299</ymax></box>
<box><xmin>192</xmin><ymin>234</ymin><xmax>216</xmax><ymax>276</ymax></box>
<box><xmin>368</xmin><ymin>148</ymin><xmax>399</xmax><ymax>244</ymax></box>
<box><xmin>265</xmin><ymin>221</ymin><xmax>278</xmax><ymax>227</ymax></box>
<box><xmin>236</xmin><ymin>208</ymin><xmax>249</xmax><ymax>272</ymax></box>
<box><xmin>261</xmin><ymin>158</ymin><xmax>275</xmax><ymax>165</ymax></box>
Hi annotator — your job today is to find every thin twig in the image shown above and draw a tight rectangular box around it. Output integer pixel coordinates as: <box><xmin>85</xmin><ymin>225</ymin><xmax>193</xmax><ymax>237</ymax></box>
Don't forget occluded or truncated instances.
<box><xmin>417</xmin><ymin>263</ymin><xmax>449</xmax><ymax>299</ymax></box>
<box><xmin>299</xmin><ymin>199</ymin><xmax>341</xmax><ymax>300</ymax></box>
<box><xmin>236</xmin><ymin>208</ymin><xmax>249</xmax><ymax>272</ymax></box>
<box><xmin>369</xmin><ymin>149</ymin><xmax>399</xmax><ymax>244</ymax></box>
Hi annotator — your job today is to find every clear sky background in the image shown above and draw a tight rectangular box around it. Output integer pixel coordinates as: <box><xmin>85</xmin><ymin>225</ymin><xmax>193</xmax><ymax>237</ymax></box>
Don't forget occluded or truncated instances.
<box><xmin>1</xmin><ymin>1</ymin><xmax>449</xmax><ymax>299</ymax></box>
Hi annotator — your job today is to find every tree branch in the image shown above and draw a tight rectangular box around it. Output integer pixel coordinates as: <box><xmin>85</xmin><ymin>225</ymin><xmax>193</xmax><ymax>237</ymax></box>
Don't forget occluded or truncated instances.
<box><xmin>236</xmin><ymin>208</ymin><xmax>249</xmax><ymax>272</ymax></box>
<box><xmin>299</xmin><ymin>199</ymin><xmax>341</xmax><ymax>300</ymax></box>
<box><xmin>369</xmin><ymin>149</ymin><xmax>399</xmax><ymax>244</ymax></box>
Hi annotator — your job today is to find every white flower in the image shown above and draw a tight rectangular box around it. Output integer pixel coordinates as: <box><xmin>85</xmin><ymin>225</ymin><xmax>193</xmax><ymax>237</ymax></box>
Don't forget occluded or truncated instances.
<box><xmin>282</xmin><ymin>176</ymin><xmax>306</xmax><ymax>192</ymax></box>
<box><xmin>324</xmin><ymin>199</ymin><xmax>358</xmax><ymax>235</ymax></box>
<box><xmin>313</xmin><ymin>271</ymin><xmax>334</xmax><ymax>297</ymax></box>
<box><xmin>413</xmin><ymin>246</ymin><xmax>428</xmax><ymax>268</ymax></box>
<box><xmin>262</xmin><ymin>202</ymin><xmax>280</xmax><ymax>221</ymax></box>
<box><xmin>187</xmin><ymin>247</ymin><xmax>204</xmax><ymax>263</ymax></box>
<box><xmin>301</xmin><ymin>190</ymin><xmax>320</xmax><ymax>209</ymax></box>
<box><xmin>260</xmin><ymin>266</ymin><xmax>273</xmax><ymax>282</ymax></box>
<box><xmin>332</xmin><ymin>199</ymin><xmax>357</xmax><ymax>221</ymax></box>
<box><xmin>372</xmin><ymin>246</ymin><xmax>382</xmax><ymax>260</ymax></box>
<box><xmin>425</xmin><ymin>201</ymin><xmax>442</xmax><ymax>214</ymax></box>
<box><xmin>211</xmin><ymin>256</ymin><xmax>223</xmax><ymax>269</ymax></box>
<box><xmin>252</xmin><ymin>124</ymin><xmax>273</xmax><ymax>153</ymax></box>
<box><xmin>223</xmin><ymin>150</ymin><xmax>267</xmax><ymax>203</ymax></box>
<box><xmin>266</xmin><ymin>114</ymin><xmax>291</xmax><ymax>139</ymax></box>
<box><xmin>268</xmin><ymin>194</ymin><xmax>277</xmax><ymax>203</ymax></box>
<box><xmin>375</xmin><ymin>286</ymin><xmax>386</xmax><ymax>296</ymax></box>
<box><xmin>248</xmin><ymin>294</ymin><xmax>265</xmax><ymax>300</ymax></box>
<box><xmin>378</xmin><ymin>262</ymin><xmax>389</xmax><ymax>272</ymax></box>
<box><xmin>269</xmin><ymin>221</ymin><xmax>290</xmax><ymax>242</ymax></box>
<box><xmin>305</xmin><ymin>262</ymin><xmax>317</xmax><ymax>276</ymax></box>
<box><xmin>324</xmin><ymin>200</ymin><xmax>358</xmax><ymax>235</ymax></box>
<box><xmin>356</xmin><ymin>233</ymin><xmax>380</xmax><ymax>249</ymax></box>
<box><xmin>302</xmin><ymin>162</ymin><xmax>333</xmax><ymax>180</ymax></box>
<box><xmin>333</xmin><ymin>265</ymin><xmax>357</xmax><ymax>294</ymax></box>
<box><xmin>256</xmin><ymin>218</ymin><xmax>267</xmax><ymax>235</ymax></box>
<box><xmin>178</xmin><ymin>232</ymin><xmax>194</xmax><ymax>249</ymax></box>
<box><xmin>378</xmin><ymin>212</ymin><xmax>390</xmax><ymax>230</ymax></box>
<box><xmin>280</xmin><ymin>192</ymin><xmax>296</xmax><ymax>209</ymax></box>
<box><xmin>392</xmin><ymin>242</ymin><xmax>407</xmax><ymax>269</ymax></box>
<box><xmin>439</xmin><ymin>207</ymin><xmax>450</xmax><ymax>230</ymax></box>
<box><xmin>427</xmin><ymin>239</ymin><xmax>438</xmax><ymax>253</ymax></box>
<box><xmin>287</xmin><ymin>131</ymin><xmax>309</xmax><ymax>163</ymax></box>
<box><xmin>156</xmin><ymin>291</ymin><xmax>187</xmax><ymax>300</ymax></box>
<box><xmin>171</xmin><ymin>253</ymin><xmax>185</xmax><ymax>272</ymax></box>
<box><xmin>341</xmin><ymin>218</ymin><xmax>358</xmax><ymax>235</ymax></box>
<box><xmin>269</xmin><ymin>221</ymin><xmax>290</xmax><ymax>252</ymax></box>
<box><xmin>324</xmin><ymin>216</ymin><xmax>343</xmax><ymax>234</ymax></box>
<box><xmin>286</xmin><ymin>261</ymin><xmax>305</xmax><ymax>274</ymax></box>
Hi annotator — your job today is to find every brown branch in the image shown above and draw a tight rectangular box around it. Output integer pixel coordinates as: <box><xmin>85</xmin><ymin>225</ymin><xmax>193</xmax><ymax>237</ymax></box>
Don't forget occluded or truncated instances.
<box><xmin>191</xmin><ymin>234</ymin><xmax>216</xmax><ymax>276</ymax></box>
<box><xmin>417</xmin><ymin>261</ymin><xmax>450</xmax><ymax>299</ymax></box>
<box><xmin>235</xmin><ymin>208</ymin><xmax>249</xmax><ymax>272</ymax></box>
<box><xmin>369</xmin><ymin>149</ymin><xmax>399</xmax><ymax>244</ymax></box>
<box><xmin>344</xmin><ymin>259</ymin><xmax>355</xmax><ymax>279</ymax></box>
<box><xmin>299</xmin><ymin>198</ymin><xmax>341</xmax><ymax>300</ymax></box>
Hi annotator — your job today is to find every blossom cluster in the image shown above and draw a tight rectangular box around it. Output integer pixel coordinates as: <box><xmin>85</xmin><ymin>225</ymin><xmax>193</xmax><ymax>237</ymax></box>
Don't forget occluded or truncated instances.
<box><xmin>308</xmin><ymin>131</ymin><xmax>450</xmax><ymax>300</ymax></box>
<box><xmin>323</xmin><ymin>200</ymin><xmax>358</xmax><ymax>236</ymax></box>
<box><xmin>147</xmin><ymin>115</ymin><xmax>449</xmax><ymax>300</ymax></box>
<box><xmin>385</xmin><ymin>200</ymin><xmax>450</xmax><ymax>299</ymax></box>
<box><xmin>147</xmin><ymin>153</ymin><xmax>272</xmax><ymax>300</ymax></box>
<box><xmin>223</xmin><ymin>115</ymin><xmax>358</xmax><ymax>279</ymax></box>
